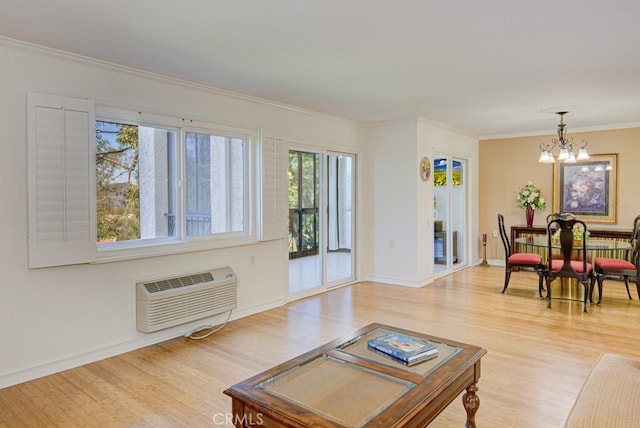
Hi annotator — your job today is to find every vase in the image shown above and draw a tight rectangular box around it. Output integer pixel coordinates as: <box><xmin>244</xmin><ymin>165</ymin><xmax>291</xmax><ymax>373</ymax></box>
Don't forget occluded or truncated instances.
<box><xmin>525</xmin><ymin>207</ymin><xmax>534</xmax><ymax>228</ymax></box>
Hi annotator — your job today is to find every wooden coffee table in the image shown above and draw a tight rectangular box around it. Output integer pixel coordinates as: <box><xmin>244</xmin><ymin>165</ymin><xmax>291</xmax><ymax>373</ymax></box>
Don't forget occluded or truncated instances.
<box><xmin>224</xmin><ymin>323</ymin><xmax>487</xmax><ymax>427</ymax></box>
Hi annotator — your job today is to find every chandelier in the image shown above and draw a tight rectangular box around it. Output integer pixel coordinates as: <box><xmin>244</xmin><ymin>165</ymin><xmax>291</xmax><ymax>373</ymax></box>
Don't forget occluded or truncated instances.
<box><xmin>538</xmin><ymin>112</ymin><xmax>589</xmax><ymax>163</ymax></box>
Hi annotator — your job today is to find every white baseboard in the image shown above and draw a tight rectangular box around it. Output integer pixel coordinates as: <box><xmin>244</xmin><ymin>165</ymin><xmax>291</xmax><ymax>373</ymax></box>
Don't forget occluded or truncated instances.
<box><xmin>366</xmin><ymin>274</ymin><xmax>433</xmax><ymax>288</ymax></box>
<box><xmin>0</xmin><ymin>297</ymin><xmax>285</xmax><ymax>389</ymax></box>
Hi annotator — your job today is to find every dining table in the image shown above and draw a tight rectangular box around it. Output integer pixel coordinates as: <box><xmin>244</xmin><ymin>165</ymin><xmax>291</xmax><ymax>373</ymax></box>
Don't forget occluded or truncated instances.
<box><xmin>514</xmin><ymin>235</ymin><xmax>632</xmax><ymax>256</ymax></box>
<box><xmin>514</xmin><ymin>236</ymin><xmax>633</xmax><ymax>302</ymax></box>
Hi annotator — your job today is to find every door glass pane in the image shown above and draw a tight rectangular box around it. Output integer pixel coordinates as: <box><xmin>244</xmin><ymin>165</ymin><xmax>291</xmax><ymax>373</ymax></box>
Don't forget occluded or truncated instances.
<box><xmin>301</xmin><ymin>152</ymin><xmax>318</xmax><ymax>209</ymax></box>
<box><xmin>289</xmin><ymin>152</ymin><xmax>320</xmax><ymax>258</ymax></box>
<box><xmin>327</xmin><ymin>154</ymin><xmax>354</xmax><ymax>284</ymax></box>
<box><xmin>434</xmin><ymin>158</ymin><xmax>449</xmax><ymax>269</ymax></box>
<box><xmin>451</xmin><ymin>159</ymin><xmax>465</xmax><ymax>267</ymax></box>
<box><xmin>289</xmin><ymin>150</ymin><xmax>322</xmax><ymax>293</ymax></box>
<box><xmin>434</xmin><ymin>157</ymin><xmax>466</xmax><ymax>272</ymax></box>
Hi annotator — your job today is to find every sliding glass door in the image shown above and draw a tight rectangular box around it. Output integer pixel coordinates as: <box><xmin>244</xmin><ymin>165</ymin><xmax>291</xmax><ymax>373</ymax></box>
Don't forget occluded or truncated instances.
<box><xmin>326</xmin><ymin>153</ymin><xmax>354</xmax><ymax>285</ymax></box>
<box><xmin>288</xmin><ymin>149</ymin><xmax>355</xmax><ymax>296</ymax></box>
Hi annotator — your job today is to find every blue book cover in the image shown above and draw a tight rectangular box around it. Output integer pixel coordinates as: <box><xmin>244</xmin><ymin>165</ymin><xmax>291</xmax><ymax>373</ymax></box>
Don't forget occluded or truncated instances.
<box><xmin>367</xmin><ymin>332</ymin><xmax>437</xmax><ymax>363</ymax></box>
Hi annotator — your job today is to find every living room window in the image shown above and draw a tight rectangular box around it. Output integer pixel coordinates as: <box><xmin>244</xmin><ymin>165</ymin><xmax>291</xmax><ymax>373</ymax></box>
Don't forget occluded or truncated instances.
<box><xmin>27</xmin><ymin>93</ymin><xmax>279</xmax><ymax>268</ymax></box>
<box><xmin>96</xmin><ymin>111</ymin><xmax>253</xmax><ymax>256</ymax></box>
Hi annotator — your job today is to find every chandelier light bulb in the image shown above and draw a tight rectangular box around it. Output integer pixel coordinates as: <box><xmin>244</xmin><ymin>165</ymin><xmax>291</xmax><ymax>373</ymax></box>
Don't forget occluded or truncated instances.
<box><xmin>577</xmin><ymin>147</ymin><xmax>590</xmax><ymax>160</ymax></box>
<box><xmin>558</xmin><ymin>148</ymin><xmax>569</xmax><ymax>160</ymax></box>
<box><xmin>538</xmin><ymin>150</ymin><xmax>549</xmax><ymax>163</ymax></box>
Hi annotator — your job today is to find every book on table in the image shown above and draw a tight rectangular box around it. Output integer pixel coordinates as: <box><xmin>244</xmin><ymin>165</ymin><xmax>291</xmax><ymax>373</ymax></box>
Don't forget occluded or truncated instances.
<box><xmin>367</xmin><ymin>332</ymin><xmax>438</xmax><ymax>365</ymax></box>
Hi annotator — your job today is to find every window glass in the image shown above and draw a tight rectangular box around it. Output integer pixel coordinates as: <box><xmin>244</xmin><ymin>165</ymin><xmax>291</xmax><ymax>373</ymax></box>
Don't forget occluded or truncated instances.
<box><xmin>96</xmin><ymin>112</ymin><xmax>252</xmax><ymax>254</ymax></box>
<box><xmin>185</xmin><ymin>132</ymin><xmax>245</xmax><ymax>236</ymax></box>
<box><xmin>96</xmin><ymin>120</ymin><xmax>177</xmax><ymax>244</ymax></box>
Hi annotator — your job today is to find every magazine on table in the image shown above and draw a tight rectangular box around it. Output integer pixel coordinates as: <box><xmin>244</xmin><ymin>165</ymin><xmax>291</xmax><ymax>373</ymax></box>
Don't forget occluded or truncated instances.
<box><xmin>367</xmin><ymin>332</ymin><xmax>438</xmax><ymax>365</ymax></box>
<box><xmin>367</xmin><ymin>344</ymin><xmax>439</xmax><ymax>365</ymax></box>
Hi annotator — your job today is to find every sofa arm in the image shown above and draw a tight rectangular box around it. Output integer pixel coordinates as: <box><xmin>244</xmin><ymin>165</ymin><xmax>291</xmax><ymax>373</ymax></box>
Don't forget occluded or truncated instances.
<box><xmin>563</xmin><ymin>353</ymin><xmax>640</xmax><ymax>427</ymax></box>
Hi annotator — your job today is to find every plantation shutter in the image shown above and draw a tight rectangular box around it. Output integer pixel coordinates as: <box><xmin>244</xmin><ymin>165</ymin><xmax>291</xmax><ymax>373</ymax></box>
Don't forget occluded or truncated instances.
<box><xmin>260</xmin><ymin>136</ymin><xmax>288</xmax><ymax>241</ymax></box>
<box><xmin>27</xmin><ymin>93</ymin><xmax>96</xmax><ymax>268</ymax></box>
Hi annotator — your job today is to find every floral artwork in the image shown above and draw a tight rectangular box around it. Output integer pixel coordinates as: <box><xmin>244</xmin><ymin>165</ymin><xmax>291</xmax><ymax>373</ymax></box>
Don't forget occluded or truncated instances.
<box><xmin>561</xmin><ymin>166</ymin><xmax>606</xmax><ymax>213</ymax></box>
<box><xmin>553</xmin><ymin>153</ymin><xmax>618</xmax><ymax>223</ymax></box>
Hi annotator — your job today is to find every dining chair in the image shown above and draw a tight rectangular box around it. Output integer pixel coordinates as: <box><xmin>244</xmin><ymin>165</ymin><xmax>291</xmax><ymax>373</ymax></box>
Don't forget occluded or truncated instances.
<box><xmin>544</xmin><ymin>213</ymin><xmax>593</xmax><ymax>312</ymax></box>
<box><xmin>497</xmin><ymin>214</ymin><xmax>545</xmax><ymax>297</ymax></box>
<box><xmin>592</xmin><ymin>215</ymin><xmax>640</xmax><ymax>304</ymax></box>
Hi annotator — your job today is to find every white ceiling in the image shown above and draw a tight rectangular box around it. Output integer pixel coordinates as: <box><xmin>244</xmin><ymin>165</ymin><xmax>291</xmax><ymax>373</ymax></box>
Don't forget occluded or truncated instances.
<box><xmin>2</xmin><ymin>0</ymin><xmax>639</xmax><ymax>138</ymax></box>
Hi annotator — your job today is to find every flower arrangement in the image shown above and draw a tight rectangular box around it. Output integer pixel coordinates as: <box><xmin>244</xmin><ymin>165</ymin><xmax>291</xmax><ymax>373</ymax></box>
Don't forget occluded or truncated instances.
<box><xmin>553</xmin><ymin>224</ymin><xmax>590</xmax><ymax>241</ymax></box>
<box><xmin>516</xmin><ymin>182</ymin><xmax>547</xmax><ymax>210</ymax></box>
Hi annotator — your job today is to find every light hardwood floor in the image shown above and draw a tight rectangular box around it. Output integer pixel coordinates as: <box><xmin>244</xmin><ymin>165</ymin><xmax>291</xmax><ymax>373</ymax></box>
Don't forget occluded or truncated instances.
<box><xmin>2</xmin><ymin>266</ymin><xmax>640</xmax><ymax>427</ymax></box>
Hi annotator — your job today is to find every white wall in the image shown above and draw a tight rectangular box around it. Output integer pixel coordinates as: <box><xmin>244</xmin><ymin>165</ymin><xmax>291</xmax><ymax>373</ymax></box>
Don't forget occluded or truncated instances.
<box><xmin>364</xmin><ymin>119</ymin><xmax>479</xmax><ymax>286</ymax></box>
<box><xmin>421</xmin><ymin>119</ymin><xmax>480</xmax><ymax>271</ymax></box>
<box><xmin>365</xmin><ymin>120</ymin><xmax>419</xmax><ymax>285</ymax></box>
<box><xmin>0</xmin><ymin>40</ymin><xmax>364</xmax><ymax>387</ymax></box>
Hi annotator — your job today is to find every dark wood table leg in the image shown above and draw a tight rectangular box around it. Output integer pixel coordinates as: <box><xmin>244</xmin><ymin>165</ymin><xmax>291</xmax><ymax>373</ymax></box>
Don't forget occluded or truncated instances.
<box><xmin>462</xmin><ymin>382</ymin><xmax>479</xmax><ymax>428</ymax></box>
<box><xmin>230</xmin><ymin>399</ymin><xmax>244</xmax><ymax>428</ymax></box>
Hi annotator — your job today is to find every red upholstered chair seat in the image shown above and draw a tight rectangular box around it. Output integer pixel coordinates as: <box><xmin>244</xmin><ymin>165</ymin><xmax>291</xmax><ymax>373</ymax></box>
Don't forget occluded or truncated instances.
<box><xmin>594</xmin><ymin>257</ymin><xmax>636</xmax><ymax>270</ymax></box>
<box><xmin>497</xmin><ymin>213</ymin><xmax>545</xmax><ymax>298</ymax></box>
<box><xmin>551</xmin><ymin>259</ymin><xmax>593</xmax><ymax>273</ymax></box>
<box><xmin>508</xmin><ymin>253</ymin><xmax>542</xmax><ymax>264</ymax></box>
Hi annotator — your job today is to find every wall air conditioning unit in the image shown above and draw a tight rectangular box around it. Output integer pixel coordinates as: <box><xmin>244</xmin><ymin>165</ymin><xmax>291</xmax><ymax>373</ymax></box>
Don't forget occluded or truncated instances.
<box><xmin>136</xmin><ymin>266</ymin><xmax>237</xmax><ymax>333</ymax></box>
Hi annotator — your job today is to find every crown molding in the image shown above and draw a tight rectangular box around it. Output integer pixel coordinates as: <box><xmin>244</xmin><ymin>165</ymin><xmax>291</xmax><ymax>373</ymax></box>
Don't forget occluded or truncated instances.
<box><xmin>417</xmin><ymin>116</ymin><xmax>478</xmax><ymax>138</ymax></box>
<box><xmin>0</xmin><ymin>36</ymin><xmax>361</xmax><ymax>127</ymax></box>
<box><xmin>364</xmin><ymin>116</ymin><xmax>478</xmax><ymax>139</ymax></box>
<box><xmin>481</xmin><ymin>122</ymin><xmax>640</xmax><ymax>140</ymax></box>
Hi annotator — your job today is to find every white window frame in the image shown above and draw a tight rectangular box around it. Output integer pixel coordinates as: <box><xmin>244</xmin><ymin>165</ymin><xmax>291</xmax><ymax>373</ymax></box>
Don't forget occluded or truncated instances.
<box><xmin>28</xmin><ymin>94</ymin><xmax>287</xmax><ymax>267</ymax></box>
<box><xmin>95</xmin><ymin>105</ymin><xmax>258</xmax><ymax>263</ymax></box>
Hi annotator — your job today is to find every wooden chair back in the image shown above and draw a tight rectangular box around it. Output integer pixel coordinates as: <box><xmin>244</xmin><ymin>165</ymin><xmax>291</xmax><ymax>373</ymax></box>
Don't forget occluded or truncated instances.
<box><xmin>497</xmin><ymin>213</ymin><xmax>511</xmax><ymax>260</ymax></box>
<box><xmin>546</xmin><ymin>212</ymin><xmax>589</xmax><ymax>280</ymax></box>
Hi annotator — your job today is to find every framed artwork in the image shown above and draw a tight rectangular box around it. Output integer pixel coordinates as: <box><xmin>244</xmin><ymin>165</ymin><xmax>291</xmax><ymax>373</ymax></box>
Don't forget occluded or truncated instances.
<box><xmin>552</xmin><ymin>153</ymin><xmax>618</xmax><ymax>223</ymax></box>
<box><xmin>420</xmin><ymin>157</ymin><xmax>431</xmax><ymax>181</ymax></box>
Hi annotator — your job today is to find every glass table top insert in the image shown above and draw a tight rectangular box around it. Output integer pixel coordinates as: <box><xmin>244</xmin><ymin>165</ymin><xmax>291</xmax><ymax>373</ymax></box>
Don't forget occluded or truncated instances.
<box><xmin>257</xmin><ymin>354</ymin><xmax>415</xmax><ymax>427</ymax></box>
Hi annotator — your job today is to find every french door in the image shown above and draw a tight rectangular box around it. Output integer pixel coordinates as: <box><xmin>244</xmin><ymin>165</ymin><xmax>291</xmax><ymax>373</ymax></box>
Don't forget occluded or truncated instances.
<box><xmin>433</xmin><ymin>156</ymin><xmax>467</xmax><ymax>274</ymax></box>
<box><xmin>288</xmin><ymin>149</ymin><xmax>355</xmax><ymax>296</ymax></box>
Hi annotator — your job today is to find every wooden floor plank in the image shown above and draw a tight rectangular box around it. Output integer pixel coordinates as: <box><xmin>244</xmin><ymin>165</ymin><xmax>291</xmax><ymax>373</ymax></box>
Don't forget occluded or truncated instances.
<box><xmin>2</xmin><ymin>266</ymin><xmax>640</xmax><ymax>427</ymax></box>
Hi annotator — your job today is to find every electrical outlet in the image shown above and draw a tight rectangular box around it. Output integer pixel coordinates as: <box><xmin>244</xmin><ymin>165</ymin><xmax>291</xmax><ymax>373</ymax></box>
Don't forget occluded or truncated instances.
<box><xmin>492</xmin><ymin>230</ymin><xmax>498</xmax><ymax>238</ymax></box>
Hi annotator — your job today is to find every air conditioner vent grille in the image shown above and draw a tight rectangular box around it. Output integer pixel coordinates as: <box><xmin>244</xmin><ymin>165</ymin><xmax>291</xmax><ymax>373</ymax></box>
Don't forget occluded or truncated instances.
<box><xmin>143</xmin><ymin>271</ymin><xmax>214</xmax><ymax>294</ymax></box>
<box><xmin>136</xmin><ymin>267</ymin><xmax>236</xmax><ymax>333</ymax></box>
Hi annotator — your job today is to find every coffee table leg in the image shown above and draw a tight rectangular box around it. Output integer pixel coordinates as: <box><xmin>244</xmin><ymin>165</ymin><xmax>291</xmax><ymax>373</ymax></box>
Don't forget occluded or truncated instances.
<box><xmin>462</xmin><ymin>382</ymin><xmax>479</xmax><ymax>428</ymax></box>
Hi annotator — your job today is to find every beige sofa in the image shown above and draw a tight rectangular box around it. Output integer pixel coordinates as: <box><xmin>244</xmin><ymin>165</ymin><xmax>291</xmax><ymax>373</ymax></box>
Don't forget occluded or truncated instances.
<box><xmin>563</xmin><ymin>353</ymin><xmax>640</xmax><ymax>427</ymax></box>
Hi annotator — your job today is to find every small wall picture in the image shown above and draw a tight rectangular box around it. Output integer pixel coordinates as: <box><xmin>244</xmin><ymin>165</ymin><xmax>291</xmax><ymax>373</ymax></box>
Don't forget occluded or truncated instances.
<box><xmin>420</xmin><ymin>157</ymin><xmax>431</xmax><ymax>181</ymax></box>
